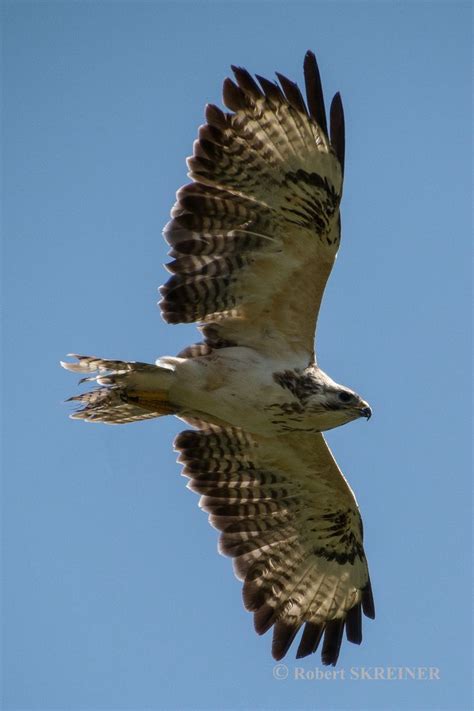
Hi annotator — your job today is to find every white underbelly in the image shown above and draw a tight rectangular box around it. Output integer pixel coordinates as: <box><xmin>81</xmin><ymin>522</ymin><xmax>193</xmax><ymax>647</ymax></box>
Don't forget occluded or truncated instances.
<box><xmin>169</xmin><ymin>347</ymin><xmax>301</xmax><ymax>434</ymax></box>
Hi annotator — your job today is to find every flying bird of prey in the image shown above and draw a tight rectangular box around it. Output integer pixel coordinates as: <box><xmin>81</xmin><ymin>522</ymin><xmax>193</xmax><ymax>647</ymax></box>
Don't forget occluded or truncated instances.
<box><xmin>62</xmin><ymin>51</ymin><xmax>374</xmax><ymax>666</ymax></box>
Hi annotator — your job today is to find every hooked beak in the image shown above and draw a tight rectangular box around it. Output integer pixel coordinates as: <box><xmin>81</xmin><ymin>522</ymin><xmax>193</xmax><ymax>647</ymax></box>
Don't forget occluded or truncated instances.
<box><xmin>358</xmin><ymin>401</ymin><xmax>372</xmax><ymax>420</ymax></box>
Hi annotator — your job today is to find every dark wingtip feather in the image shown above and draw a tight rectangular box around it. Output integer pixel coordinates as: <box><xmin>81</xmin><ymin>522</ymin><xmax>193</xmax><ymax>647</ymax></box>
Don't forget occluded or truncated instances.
<box><xmin>231</xmin><ymin>65</ymin><xmax>263</xmax><ymax>99</ymax></box>
<box><xmin>254</xmin><ymin>603</ymin><xmax>278</xmax><ymax>635</ymax></box>
<box><xmin>330</xmin><ymin>91</ymin><xmax>345</xmax><ymax>175</ymax></box>
<box><xmin>255</xmin><ymin>74</ymin><xmax>285</xmax><ymax>103</ymax></box>
<box><xmin>345</xmin><ymin>603</ymin><xmax>362</xmax><ymax>645</ymax></box>
<box><xmin>275</xmin><ymin>72</ymin><xmax>308</xmax><ymax>115</ymax></box>
<box><xmin>296</xmin><ymin>622</ymin><xmax>324</xmax><ymax>658</ymax></box>
<box><xmin>222</xmin><ymin>77</ymin><xmax>247</xmax><ymax>112</ymax></box>
<box><xmin>272</xmin><ymin>622</ymin><xmax>300</xmax><ymax>661</ymax></box>
<box><xmin>303</xmin><ymin>50</ymin><xmax>328</xmax><ymax>135</ymax></box>
<box><xmin>205</xmin><ymin>103</ymin><xmax>227</xmax><ymax>128</ymax></box>
<box><xmin>321</xmin><ymin>618</ymin><xmax>344</xmax><ymax>666</ymax></box>
<box><xmin>362</xmin><ymin>581</ymin><xmax>376</xmax><ymax>619</ymax></box>
<box><xmin>242</xmin><ymin>581</ymin><xmax>267</xmax><ymax>612</ymax></box>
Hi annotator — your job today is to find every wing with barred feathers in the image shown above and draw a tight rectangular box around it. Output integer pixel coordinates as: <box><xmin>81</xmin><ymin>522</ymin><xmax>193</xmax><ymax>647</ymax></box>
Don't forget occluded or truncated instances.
<box><xmin>174</xmin><ymin>426</ymin><xmax>374</xmax><ymax>665</ymax></box>
<box><xmin>161</xmin><ymin>51</ymin><xmax>345</xmax><ymax>360</ymax></box>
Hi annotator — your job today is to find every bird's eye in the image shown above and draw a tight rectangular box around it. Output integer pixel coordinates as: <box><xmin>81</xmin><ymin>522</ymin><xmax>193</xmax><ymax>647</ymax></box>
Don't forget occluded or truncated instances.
<box><xmin>338</xmin><ymin>392</ymin><xmax>353</xmax><ymax>403</ymax></box>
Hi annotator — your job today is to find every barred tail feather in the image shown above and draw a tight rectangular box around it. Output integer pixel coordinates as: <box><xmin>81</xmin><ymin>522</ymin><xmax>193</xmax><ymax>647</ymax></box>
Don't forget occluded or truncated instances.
<box><xmin>61</xmin><ymin>354</ymin><xmax>177</xmax><ymax>424</ymax></box>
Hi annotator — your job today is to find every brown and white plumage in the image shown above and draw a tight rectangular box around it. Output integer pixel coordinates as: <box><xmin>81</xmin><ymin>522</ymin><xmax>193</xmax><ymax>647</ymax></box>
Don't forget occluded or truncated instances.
<box><xmin>162</xmin><ymin>51</ymin><xmax>344</xmax><ymax>360</ymax></box>
<box><xmin>176</xmin><ymin>427</ymin><xmax>373</xmax><ymax>664</ymax></box>
<box><xmin>62</xmin><ymin>51</ymin><xmax>374</xmax><ymax>666</ymax></box>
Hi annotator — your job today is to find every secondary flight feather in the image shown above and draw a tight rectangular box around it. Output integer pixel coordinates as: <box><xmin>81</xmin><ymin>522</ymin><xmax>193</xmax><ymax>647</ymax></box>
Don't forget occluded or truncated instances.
<box><xmin>62</xmin><ymin>51</ymin><xmax>374</xmax><ymax>666</ymax></box>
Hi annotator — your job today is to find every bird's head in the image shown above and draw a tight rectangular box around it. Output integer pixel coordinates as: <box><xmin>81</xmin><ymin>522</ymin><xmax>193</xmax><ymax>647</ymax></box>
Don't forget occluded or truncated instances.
<box><xmin>304</xmin><ymin>367</ymin><xmax>372</xmax><ymax>431</ymax></box>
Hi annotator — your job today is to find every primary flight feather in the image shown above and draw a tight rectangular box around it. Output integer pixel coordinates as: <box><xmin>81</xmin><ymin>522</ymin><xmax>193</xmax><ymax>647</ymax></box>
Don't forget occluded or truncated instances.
<box><xmin>62</xmin><ymin>51</ymin><xmax>374</xmax><ymax>666</ymax></box>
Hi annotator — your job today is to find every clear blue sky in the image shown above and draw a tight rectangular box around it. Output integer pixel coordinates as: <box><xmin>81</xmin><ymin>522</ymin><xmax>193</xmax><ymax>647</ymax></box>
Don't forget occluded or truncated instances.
<box><xmin>2</xmin><ymin>2</ymin><xmax>472</xmax><ymax>710</ymax></box>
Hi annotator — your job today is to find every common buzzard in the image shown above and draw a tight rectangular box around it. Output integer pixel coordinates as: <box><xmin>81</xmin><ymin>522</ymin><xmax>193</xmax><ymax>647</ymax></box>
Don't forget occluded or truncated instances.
<box><xmin>62</xmin><ymin>51</ymin><xmax>374</xmax><ymax>666</ymax></box>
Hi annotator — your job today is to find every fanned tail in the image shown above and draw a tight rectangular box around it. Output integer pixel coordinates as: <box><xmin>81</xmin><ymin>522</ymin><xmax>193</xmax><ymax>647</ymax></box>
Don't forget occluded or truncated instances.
<box><xmin>61</xmin><ymin>354</ymin><xmax>177</xmax><ymax>424</ymax></box>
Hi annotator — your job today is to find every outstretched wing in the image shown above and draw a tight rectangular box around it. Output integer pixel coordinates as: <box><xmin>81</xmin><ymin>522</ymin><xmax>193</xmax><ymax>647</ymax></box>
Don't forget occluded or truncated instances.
<box><xmin>161</xmin><ymin>51</ymin><xmax>345</xmax><ymax>361</ymax></box>
<box><xmin>175</xmin><ymin>426</ymin><xmax>374</xmax><ymax>665</ymax></box>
